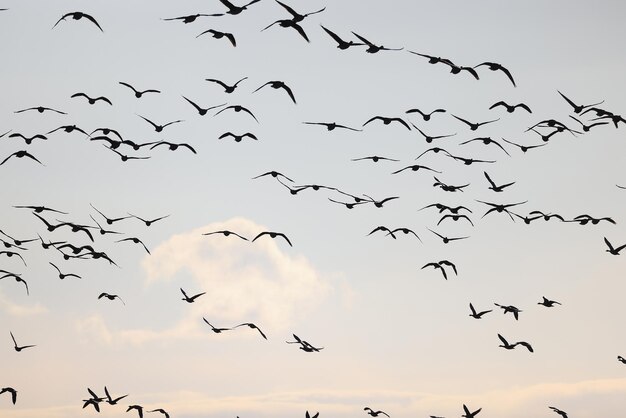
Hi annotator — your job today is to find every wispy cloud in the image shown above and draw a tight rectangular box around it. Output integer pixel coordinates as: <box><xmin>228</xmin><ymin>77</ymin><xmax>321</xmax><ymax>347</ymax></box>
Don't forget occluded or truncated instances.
<box><xmin>0</xmin><ymin>291</ymin><xmax>47</xmax><ymax>316</ymax></box>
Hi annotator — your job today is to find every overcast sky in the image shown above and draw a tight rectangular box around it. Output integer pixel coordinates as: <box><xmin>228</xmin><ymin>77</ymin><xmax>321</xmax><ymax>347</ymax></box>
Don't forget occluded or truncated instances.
<box><xmin>1</xmin><ymin>1</ymin><xmax>626</xmax><ymax>418</ymax></box>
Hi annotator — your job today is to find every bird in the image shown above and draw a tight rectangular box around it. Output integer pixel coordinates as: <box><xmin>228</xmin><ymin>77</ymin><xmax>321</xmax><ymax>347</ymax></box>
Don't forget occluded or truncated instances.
<box><xmin>352</xmin><ymin>156</ymin><xmax>398</xmax><ymax>163</ymax></box>
<box><xmin>364</xmin><ymin>407</ymin><xmax>390</xmax><ymax>417</ymax></box>
<box><xmin>197</xmin><ymin>29</ymin><xmax>237</xmax><ymax>47</ymax></box>
<box><xmin>1</xmin><ymin>150</ymin><xmax>44</xmax><ymax>166</ymax></box>
<box><xmin>128</xmin><ymin>213</ymin><xmax>170</xmax><ymax>227</ymax></box>
<box><xmin>137</xmin><ymin>115</ymin><xmax>183</xmax><ymax>132</ymax></box>
<box><xmin>304</xmin><ymin>121</ymin><xmax>362</xmax><ymax>132</ymax></box>
<box><xmin>162</xmin><ymin>13</ymin><xmax>223</xmax><ymax>23</ymax></box>
<box><xmin>180</xmin><ymin>288</ymin><xmax>206</xmax><ymax>303</ymax></box>
<box><xmin>451</xmin><ymin>115</ymin><xmax>499</xmax><ymax>131</ymax></box>
<box><xmin>70</xmin><ymin>92</ymin><xmax>112</xmax><ymax>105</ymax></box>
<box><xmin>437</xmin><ymin>213</ymin><xmax>474</xmax><ymax>226</ymax></box>
<box><xmin>10</xmin><ymin>331</ymin><xmax>36</xmax><ymax>352</ymax></box>
<box><xmin>538</xmin><ymin>296</ymin><xmax>561</xmax><ymax>307</ymax></box>
<box><xmin>127</xmin><ymin>405</ymin><xmax>145</xmax><ymax>418</ymax></box>
<box><xmin>569</xmin><ymin>214</ymin><xmax>616</xmax><ymax>225</ymax></box>
<box><xmin>528</xmin><ymin>210</ymin><xmax>565</xmax><ymax>222</ymax></box>
<box><xmin>432</xmin><ymin>177</ymin><xmax>470</xmax><ymax>192</ymax></box>
<box><xmin>368</xmin><ymin>226</ymin><xmax>396</xmax><ymax>239</ymax></box>
<box><xmin>462</xmin><ymin>404</ymin><xmax>482</xmax><ymax>418</ymax></box>
<box><xmin>391</xmin><ymin>164</ymin><xmax>441</xmax><ymax>175</ymax></box>
<box><xmin>234</xmin><ymin>322</ymin><xmax>267</xmax><ymax>339</ymax></box>
<box><xmin>253</xmin><ymin>80</ymin><xmax>297</xmax><ymax>104</ymax></box>
<box><xmin>261</xmin><ymin>18</ymin><xmax>311</xmax><ymax>42</ymax></box>
<box><xmin>47</xmin><ymin>124</ymin><xmax>88</xmax><ymax>136</ymax></box>
<box><xmin>489</xmin><ymin>101</ymin><xmax>531</xmax><ymax>113</ymax></box>
<box><xmin>252</xmin><ymin>171</ymin><xmax>294</xmax><ymax>182</ymax></box>
<box><xmin>474</xmin><ymin>62</ymin><xmax>516</xmax><ymax>86</ymax></box>
<box><xmin>568</xmin><ymin>115</ymin><xmax>608</xmax><ymax>132</ymax></box>
<box><xmin>119</xmin><ymin>82</ymin><xmax>160</xmax><ymax>98</ymax></box>
<box><xmin>275</xmin><ymin>1</ymin><xmax>325</xmax><ymax>23</ymax></box>
<box><xmin>107</xmin><ymin>147</ymin><xmax>150</xmax><ymax>162</ymax></box>
<box><xmin>148</xmin><ymin>408</ymin><xmax>170</xmax><ymax>418</ymax></box>
<box><xmin>500</xmin><ymin>137</ymin><xmax>547</xmax><ymax>153</ymax></box>
<box><xmin>91</xmin><ymin>203</ymin><xmax>132</xmax><ymax>225</ymax></box>
<box><xmin>604</xmin><ymin>237</ymin><xmax>626</xmax><ymax>255</ymax></box>
<box><xmin>328</xmin><ymin>198</ymin><xmax>368</xmax><ymax>209</ymax></box>
<box><xmin>182</xmin><ymin>96</ymin><xmax>226</xmax><ymax>116</ymax></box>
<box><xmin>421</xmin><ymin>262</ymin><xmax>451</xmax><ymax>280</ymax></box>
<box><xmin>252</xmin><ymin>231</ymin><xmax>292</xmax><ymax>247</ymax></box>
<box><xmin>89</xmin><ymin>215</ymin><xmax>122</xmax><ymax>236</ymax></box>
<box><xmin>406</xmin><ymin>107</ymin><xmax>446</xmax><ymax>121</ymax></box>
<box><xmin>203</xmin><ymin>230</ymin><xmax>248</xmax><ymax>240</ymax></box>
<box><xmin>98</xmin><ymin>293</ymin><xmax>125</xmax><ymax>305</ymax></box>
<box><xmin>150</xmin><ymin>141</ymin><xmax>197</xmax><ymax>154</ymax></box>
<box><xmin>116</xmin><ymin>237</ymin><xmax>150</xmax><ymax>254</ymax></box>
<box><xmin>286</xmin><ymin>334</ymin><xmax>323</xmax><ymax>352</ymax></box>
<box><xmin>53</xmin><ymin>220</ymin><xmax>95</xmax><ymax>242</ymax></box>
<box><xmin>363</xmin><ymin>116</ymin><xmax>411</xmax><ymax>130</ymax></box>
<box><xmin>548</xmin><ymin>406</ymin><xmax>569</xmax><ymax>418</ymax></box>
<box><xmin>7</xmin><ymin>132</ymin><xmax>48</xmax><ymax>145</ymax></box>
<box><xmin>14</xmin><ymin>106</ymin><xmax>66</xmax><ymax>115</ymax></box>
<box><xmin>494</xmin><ymin>303</ymin><xmax>522</xmax><ymax>320</ymax></box>
<box><xmin>0</xmin><ymin>272</ymin><xmax>29</xmax><ymax>295</ymax></box>
<box><xmin>459</xmin><ymin>136</ymin><xmax>510</xmax><ymax>156</ymax></box>
<box><xmin>411</xmin><ymin>123</ymin><xmax>456</xmax><ymax>143</ymax></box>
<box><xmin>483</xmin><ymin>172</ymin><xmax>515</xmax><ymax>192</ymax></box>
<box><xmin>428</xmin><ymin>229</ymin><xmax>469</xmax><ymax>244</ymax></box>
<box><xmin>205</xmin><ymin>77</ymin><xmax>247</xmax><ymax>93</ymax></box>
<box><xmin>52</xmin><ymin>11</ymin><xmax>103</xmax><ymax>31</ymax></box>
<box><xmin>203</xmin><ymin>317</ymin><xmax>231</xmax><ymax>333</ymax></box>
<box><xmin>215</xmin><ymin>105</ymin><xmax>259</xmax><ymax>122</ymax></box>
<box><xmin>49</xmin><ymin>262</ymin><xmax>81</xmax><ymax>280</ymax></box>
<box><xmin>440</xmin><ymin>61</ymin><xmax>480</xmax><ymax>80</ymax></box>
<box><xmin>469</xmin><ymin>303</ymin><xmax>492</xmax><ymax>319</ymax></box>
<box><xmin>618</xmin><ymin>356</ymin><xmax>626</xmax><ymax>364</ymax></box>
<box><xmin>498</xmin><ymin>333</ymin><xmax>533</xmax><ymax>352</ymax></box>
<box><xmin>351</xmin><ymin>32</ymin><xmax>403</xmax><ymax>53</ymax></box>
<box><xmin>0</xmin><ymin>387</ymin><xmax>17</xmax><ymax>405</ymax></box>
<box><xmin>306</xmin><ymin>411</ymin><xmax>319</xmax><ymax>418</ymax></box>
<box><xmin>414</xmin><ymin>147</ymin><xmax>453</xmax><ymax>160</ymax></box>
<box><xmin>320</xmin><ymin>25</ymin><xmax>365</xmax><ymax>49</ymax></box>
<box><xmin>104</xmin><ymin>386</ymin><xmax>128</xmax><ymax>405</ymax></box>
<box><xmin>557</xmin><ymin>90</ymin><xmax>604</xmax><ymax>114</ymax></box>
<box><xmin>363</xmin><ymin>195</ymin><xmax>399</xmax><ymax>208</ymax></box>
<box><xmin>217</xmin><ymin>0</ymin><xmax>261</xmax><ymax>15</ymax></box>
<box><xmin>476</xmin><ymin>200</ymin><xmax>527</xmax><ymax>221</ymax></box>
<box><xmin>0</xmin><ymin>251</ymin><xmax>27</xmax><ymax>266</ymax></box>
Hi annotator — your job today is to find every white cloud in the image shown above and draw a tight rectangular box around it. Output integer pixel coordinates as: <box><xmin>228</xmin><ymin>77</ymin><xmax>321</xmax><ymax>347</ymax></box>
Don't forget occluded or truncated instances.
<box><xmin>0</xmin><ymin>291</ymin><xmax>48</xmax><ymax>316</ymax></box>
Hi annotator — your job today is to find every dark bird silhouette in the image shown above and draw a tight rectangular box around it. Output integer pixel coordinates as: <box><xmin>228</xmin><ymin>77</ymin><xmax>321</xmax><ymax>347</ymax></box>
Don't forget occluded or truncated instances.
<box><xmin>618</xmin><ymin>356</ymin><xmax>626</xmax><ymax>364</ymax></box>
<box><xmin>0</xmin><ymin>272</ymin><xmax>29</xmax><ymax>295</ymax></box>
<box><xmin>53</xmin><ymin>11</ymin><xmax>103</xmax><ymax>31</ymax></box>
<box><xmin>127</xmin><ymin>405</ymin><xmax>145</xmax><ymax>418</ymax></box>
<box><xmin>483</xmin><ymin>172</ymin><xmax>515</xmax><ymax>192</ymax></box>
<box><xmin>459</xmin><ymin>137</ymin><xmax>510</xmax><ymax>156</ymax></box>
<box><xmin>91</xmin><ymin>203</ymin><xmax>131</xmax><ymax>225</ymax></box>
<box><xmin>104</xmin><ymin>386</ymin><xmax>128</xmax><ymax>405</ymax></box>
<box><xmin>181</xmin><ymin>288</ymin><xmax>206</xmax><ymax>303</ymax></box>
<box><xmin>218</xmin><ymin>0</ymin><xmax>261</xmax><ymax>15</ymax></box>
<box><xmin>49</xmin><ymin>262</ymin><xmax>81</xmax><ymax>280</ymax></box>
<box><xmin>182</xmin><ymin>96</ymin><xmax>226</xmax><ymax>116</ymax></box>
<box><xmin>90</xmin><ymin>215</ymin><xmax>122</xmax><ymax>235</ymax></box>
<box><xmin>0</xmin><ymin>387</ymin><xmax>17</xmax><ymax>405</ymax></box>
<box><xmin>205</xmin><ymin>77</ymin><xmax>247</xmax><ymax>93</ymax></box>
<box><xmin>441</xmin><ymin>61</ymin><xmax>480</xmax><ymax>80</ymax></box>
<box><xmin>428</xmin><ymin>229</ymin><xmax>469</xmax><ymax>244</ymax></box>
<box><xmin>351</xmin><ymin>32</ymin><xmax>403</xmax><ymax>53</ymax></box>
<box><xmin>306</xmin><ymin>411</ymin><xmax>319</xmax><ymax>418</ymax></box>
<box><xmin>116</xmin><ymin>237</ymin><xmax>150</xmax><ymax>254</ymax></box>
<box><xmin>476</xmin><ymin>200</ymin><xmax>527</xmax><ymax>221</ymax></box>
<box><xmin>252</xmin><ymin>231</ymin><xmax>292</xmax><ymax>247</ymax></box>
<box><xmin>352</xmin><ymin>156</ymin><xmax>398</xmax><ymax>163</ymax></box>
<box><xmin>262</xmin><ymin>18</ymin><xmax>311</xmax><ymax>42</ymax></box>
<box><xmin>364</xmin><ymin>407</ymin><xmax>390</xmax><ymax>417</ymax></box>
<box><xmin>538</xmin><ymin>296</ymin><xmax>561</xmax><ymax>307</ymax></box>
<box><xmin>437</xmin><ymin>213</ymin><xmax>474</xmax><ymax>227</ymax></box>
<box><xmin>1</xmin><ymin>150</ymin><xmax>43</xmax><ymax>166</ymax></box>
<box><xmin>494</xmin><ymin>303</ymin><xmax>522</xmax><ymax>320</ymax></box>
<box><xmin>203</xmin><ymin>230</ymin><xmax>248</xmax><ymax>240</ymax></box>
<box><xmin>37</xmin><ymin>234</ymin><xmax>65</xmax><ymax>250</ymax></box>
<box><xmin>498</xmin><ymin>333</ymin><xmax>533</xmax><ymax>352</ymax></box>
<box><xmin>320</xmin><ymin>25</ymin><xmax>364</xmax><ymax>49</ymax></box>
<box><xmin>162</xmin><ymin>13</ymin><xmax>223</xmax><ymax>23</ymax></box>
<box><xmin>10</xmin><ymin>331</ymin><xmax>36</xmax><ymax>352</ymax></box>
<box><xmin>433</xmin><ymin>177</ymin><xmax>470</xmax><ymax>192</ymax></box>
<box><xmin>0</xmin><ymin>230</ymin><xmax>36</xmax><ymax>247</ymax></box>
<box><xmin>328</xmin><ymin>198</ymin><xmax>368</xmax><ymax>209</ymax></box>
<box><xmin>557</xmin><ymin>90</ymin><xmax>604</xmax><ymax>114</ymax></box>
<box><xmin>286</xmin><ymin>334</ymin><xmax>323</xmax><ymax>352</ymax></box>
<box><xmin>489</xmin><ymin>101</ymin><xmax>531</xmax><ymax>113</ymax></box>
<box><xmin>604</xmin><ymin>237</ymin><xmax>626</xmax><ymax>255</ymax></box>
<box><xmin>47</xmin><ymin>124</ymin><xmax>88</xmax><ymax>136</ymax></box>
<box><xmin>253</xmin><ymin>80</ymin><xmax>297</xmax><ymax>104</ymax></box>
<box><xmin>391</xmin><ymin>164</ymin><xmax>440</xmax><ymax>175</ymax></box>
<box><xmin>421</xmin><ymin>204</ymin><xmax>473</xmax><ymax>216</ymax></box>
<box><xmin>71</xmin><ymin>92</ymin><xmax>112</xmax><ymax>105</ymax></box>
<box><xmin>501</xmin><ymin>137</ymin><xmax>547</xmax><ymax>153</ymax></box>
<box><xmin>0</xmin><ymin>251</ymin><xmax>27</xmax><ymax>266</ymax></box>
<box><xmin>406</xmin><ymin>107</ymin><xmax>446</xmax><ymax>121</ymax></box>
<box><xmin>569</xmin><ymin>214</ymin><xmax>616</xmax><ymax>225</ymax></box>
<box><xmin>7</xmin><ymin>132</ymin><xmax>48</xmax><ymax>145</ymax></box>
<box><xmin>219</xmin><ymin>132</ymin><xmax>258</xmax><ymax>142</ymax></box>
<box><xmin>215</xmin><ymin>105</ymin><xmax>259</xmax><ymax>122</ymax></box>
<box><xmin>363</xmin><ymin>195</ymin><xmax>399</xmax><ymax>208</ymax></box>
<box><xmin>474</xmin><ymin>62</ymin><xmax>516</xmax><ymax>86</ymax></box>
<box><xmin>568</xmin><ymin>115</ymin><xmax>608</xmax><ymax>132</ymax></box>
<box><xmin>462</xmin><ymin>404</ymin><xmax>482</xmax><ymax>418</ymax></box>
<box><xmin>275</xmin><ymin>1</ymin><xmax>325</xmax><ymax>22</ymax></box>
<box><xmin>234</xmin><ymin>322</ymin><xmax>267</xmax><ymax>339</ymax></box>
<box><xmin>304</xmin><ymin>121</ymin><xmax>362</xmax><ymax>132</ymax></box>
<box><xmin>203</xmin><ymin>317</ymin><xmax>231</xmax><ymax>333</ymax></box>
<box><xmin>54</xmin><ymin>220</ymin><xmax>95</xmax><ymax>242</ymax></box>
<box><xmin>451</xmin><ymin>115</ymin><xmax>499</xmax><ymax>131</ymax></box>
<box><xmin>469</xmin><ymin>303</ymin><xmax>492</xmax><ymax>319</ymax></box>
<box><xmin>411</xmin><ymin>123</ymin><xmax>456</xmax><ymax>144</ymax></box>
<box><xmin>414</xmin><ymin>147</ymin><xmax>453</xmax><ymax>160</ymax></box>
<box><xmin>421</xmin><ymin>261</ymin><xmax>456</xmax><ymax>280</ymax></box>
<box><xmin>137</xmin><ymin>115</ymin><xmax>182</xmax><ymax>132</ymax></box>
<box><xmin>107</xmin><ymin>146</ymin><xmax>150</xmax><ymax>162</ymax></box>
<box><xmin>408</xmin><ymin>51</ymin><xmax>454</xmax><ymax>66</ymax></box>
<box><xmin>150</xmin><ymin>141</ymin><xmax>197</xmax><ymax>154</ymax></box>
<box><xmin>252</xmin><ymin>171</ymin><xmax>294</xmax><ymax>182</ymax></box>
<box><xmin>363</xmin><ymin>116</ymin><xmax>410</xmax><ymax>130</ymax></box>
<box><xmin>98</xmin><ymin>292</ymin><xmax>125</xmax><ymax>305</ymax></box>
<box><xmin>128</xmin><ymin>213</ymin><xmax>170</xmax><ymax>227</ymax></box>
<box><xmin>148</xmin><ymin>408</ymin><xmax>170</xmax><ymax>418</ymax></box>
<box><xmin>368</xmin><ymin>226</ymin><xmax>397</xmax><ymax>239</ymax></box>
<box><xmin>119</xmin><ymin>82</ymin><xmax>160</xmax><ymax>98</ymax></box>
<box><xmin>528</xmin><ymin>210</ymin><xmax>565</xmax><ymax>222</ymax></box>
<box><xmin>548</xmin><ymin>406</ymin><xmax>569</xmax><ymax>418</ymax></box>
<box><xmin>15</xmin><ymin>106</ymin><xmax>66</xmax><ymax>115</ymax></box>
<box><xmin>197</xmin><ymin>29</ymin><xmax>237</xmax><ymax>46</ymax></box>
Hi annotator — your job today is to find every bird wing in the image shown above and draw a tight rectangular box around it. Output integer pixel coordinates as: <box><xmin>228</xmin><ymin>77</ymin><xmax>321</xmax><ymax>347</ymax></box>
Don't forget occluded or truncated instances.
<box><xmin>483</xmin><ymin>171</ymin><xmax>496</xmax><ymax>188</ymax></box>
<box><xmin>497</xmin><ymin>333</ymin><xmax>508</xmax><ymax>345</ymax></box>
<box><xmin>82</xmin><ymin>13</ymin><xmax>104</xmax><ymax>31</ymax></box>
<box><xmin>276</xmin><ymin>233</ymin><xmax>293</xmax><ymax>247</ymax></box>
<box><xmin>281</xmin><ymin>84</ymin><xmax>297</xmax><ymax>104</ymax></box>
<box><xmin>275</xmin><ymin>0</ymin><xmax>298</xmax><ymax>17</ymax></box>
<box><xmin>351</xmin><ymin>32</ymin><xmax>373</xmax><ymax>46</ymax></box>
<box><xmin>320</xmin><ymin>25</ymin><xmax>345</xmax><ymax>45</ymax></box>
<box><xmin>291</xmin><ymin>22</ymin><xmax>310</xmax><ymax>42</ymax></box>
<box><xmin>225</xmin><ymin>32</ymin><xmax>237</xmax><ymax>47</ymax></box>
<box><xmin>499</xmin><ymin>65</ymin><xmax>516</xmax><ymax>86</ymax></box>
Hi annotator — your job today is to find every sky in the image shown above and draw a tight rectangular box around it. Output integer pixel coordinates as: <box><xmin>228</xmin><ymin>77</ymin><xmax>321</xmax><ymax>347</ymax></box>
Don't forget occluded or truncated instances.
<box><xmin>1</xmin><ymin>1</ymin><xmax>626</xmax><ymax>417</ymax></box>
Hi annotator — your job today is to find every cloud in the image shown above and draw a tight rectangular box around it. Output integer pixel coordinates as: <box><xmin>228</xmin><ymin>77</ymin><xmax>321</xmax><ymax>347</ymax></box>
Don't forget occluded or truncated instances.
<box><xmin>0</xmin><ymin>291</ymin><xmax>47</xmax><ymax>316</ymax></box>
<box><xmin>77</xmin><ymin>217</ymin><xmax>333</xmax><ymax>345</ymax></box>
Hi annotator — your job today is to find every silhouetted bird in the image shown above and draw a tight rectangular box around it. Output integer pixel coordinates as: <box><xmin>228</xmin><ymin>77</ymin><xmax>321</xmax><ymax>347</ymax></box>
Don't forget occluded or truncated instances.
<box><xmin>128</xmin><ymin>213</ymin><xmax>170</xmax><ymax>227</ymax></box>
<box><xmin>604</xmin><ymin>237</ymin><xmax>626</xmax><ymax>255</ymax></box>
<box><xmin>368</xmin><ymin>226</ymin><xmax>396</xmax><ymax>239</ymax></box>
<box><xmin>0</xmin><ymin>387</ymin><xmax>17</xmax><ymax>405</ymax></box>
<box><xmin>49</xmin><ymin>262</ymin><xmax>81</xmax><ymax>280</ymax></box>
<box><xmin>206</xmin><ymin>77</ymin><xmax>247</xmax><ymax>93</ymax></box>
<box><xmin>469</xmin><ymin>303</ymin><xmax>492</xmax><ymax>319</ymax></box>
<box><xmin>116</xmin><ymin>237</ymin><xmax>150</xmax><ymax>254</ymax></box>
<box><xmin>119</xmin><ymin>82</ymin><xmax>160</xmax><ymax>98</ymax></box>
<box><xmin>162</xmin><ymin>13</ymin><xmax>223</xmax><ymax>23</ymax></box>
<box><xmin>104</xmin><ymin>386</ymin><xmax>128</xmax><ymax>405</ymax></box>
<box><xmin>254</xmin><ymin>80</ymin><xmax>296</xmax><ymax>103</ymax></box>
<box><xmin>392</xmin><ymin>164</ymin><xmax>440</xmax><ymax>175</ymax></box>
<box><xmin>47</xmin><ymin>124</ymin><xmax>88</xmax><ymax>136</ymax></box>
<box><xmin>215</xmin><ymin>105</ymin><xmax>259</xmax><ymax>122</ymax></box>
<box><xmin>406</xmin><ymin>107</ymin><xmax>446</xmax><ymax>121</ymax></box>
<box><xmin>568</xmin><ymin>115</ymin><xmax>608</xmax><ymax>132</ymax></box>
<box><xmin>320</xmin><ymin>25</ymin><xmax>364</xmax><ymax>49</ymax></box>
<box><xmin>352</xmin><ymin>156</ymin><xmax>398</xmax><ymax>162</ymax></box>
<box><xmin>364</xmin><ymin>408</ymin><xmax>390</xmax><ymax>417</ymax></box>
<box><xmin>53</xmin><ymin>12</ymin><xmax>103</xmax><ymax>31</ymax></box>
<box><xmin>474</xmin><ymin>62</ymin><xmax>516</xmax><ymax>86</ymax></box>
<box><xmin>538</xmin><ymin>296</ymin><xmax>561</xmax><ymax>307</ymax></box>
<box><xmin>15</xmin><ymin>106</ymin><xmax>66</xmax><ymax>115</ymax></box>
<box><xmin>498</xmin><ymin>333</ymin><xmax>533</xmax><ymax>352</ymax></box>
<box><xmin>451</xmin><ymin>115</ymin><xmax>499</xmax><ymax>131</ymax></box>
<box><xmin>148</xmin><ymin>408</ymin><xmax>170</xmax><ymax>418</ymax></box>
<box><xmin>10</xmin><ymin>331</ymin><xmax>36</xmax><ymax>352</ymax></box>
<box><xmin>411</xmin><ymin>123</ymin><xmax>456</xmax><ymax>144</ymax></box>
<box><xmin>127</xmin><ymin>405</ymin><xmax>145</xmax><ymax>418</ymax></box>
<box><xmin>618</xmin><ymin>356</ymin><xmax>626</xmax><ymax>364</ymax></box>
<box><xmin>252</xmin><ymin>171</ymin><xmax>293</xmax><ymax>182</ymax></box>
<box><xmin>150</xmin><ymin>141</ymin><xmax>197</xmax><ymax>154</ymax></box>
<box><xmin>234</xmin><ymin>322</ymin><xmax>267</xmax><ymax>339</ymax></box>
<box><xmin>489</xmin><ymin>101</ymin><xmax>531</xmax><ymax>113</ymax></box>
<box><xmin>483</xmin><ymin>171</ymin><xmax>515</xmax><ymax>192</ymax></box>
<box><xmin>0</xmin><ymin>272</ymin><xmax>29</xmax><ymax>295</ymax></box>
<box><xmin>548</xmin><ymin>406</ymin><xmax>569</xmax><ymax>418</ymax></box>
<box><xmin>1</xmin><ymin>150</ymin><xmax>43</xmax><ymax>166</ymax></box>
<box><xmin>428</xmin><ymin>229</ymin><xmax>469</xmax><ymax>244</ymax></box>
<box><xmin>252</xmin><ymin>231</ymin><xmax>292</xmax><ymax>247</ymax></box>
<box><xmin>182</xmin><ymin>96</ymin><xmax>226</xmax><ymax>116</ymax></box>
<box><xmin>304</xmin><ymin>121</ymin><xmax>362</xmax><ymax>132</ymax></box>
<box><xmin>494</xmin><ymin>303</ymin><xmax>522</xmax><ymax>320</ymax></box>
<box><xmin>197</xmin><ymin>29</ymin><xmax>237</xmax><ymax>46</ymax></box>
<box><xmin>219</xmin><ymin>132</ymin><xmax>258</xmax><ymax>142</ymax></box>
<box><xmin>181</xmin><ymin>288</ymin><xmax>206</xmax><ymax>303</ymax></box>
<box><xmin>351</xmin><ymin>32</ymin><xmax>403</xmax><ymax>53</ymax></box>
<box><xmin>98</xmin><ymin>292</ymin><xmax>125</xmax><ymax>305</ymax></box>
<box><xmin>71</xmin><ymin>92</ymin><xmax>112</xmax><ymax>105</ymax></box>
<box><xmin>557</xmin><ymin>90</ymin><xmax>604</xmax><ymax>114</ymax></box>
<box><xmin>421</xmin><ymin>260</ymin><xmax>456</xmax><ymax>280</ymax></box>
<box><xmin>138</xmin><ymin>115</ymin><xmax>182</xmax><ymax>132</ymax></box>
<box><xmin>203</xmin><ymin>230</ymin><xmax>248</xmax><ymax>240</ymax></box>
<box><xmin>218</xmin><ymin>0</ymin><xmax>260</xmax><ymax>15</ymax></box>
<box><xmin>501</xmin><ymin>137</ymin><xmax>547</xmax><ymax>153</ymax></box>
<box><xmin>203</xmin><ymin>317</ymin><xmax>231</xmax><ymax>333</ymax></box>
<box><xmin>462</xmin><ymin>404</ymin><xmax>482</xmax><ymax>418</ymax></box>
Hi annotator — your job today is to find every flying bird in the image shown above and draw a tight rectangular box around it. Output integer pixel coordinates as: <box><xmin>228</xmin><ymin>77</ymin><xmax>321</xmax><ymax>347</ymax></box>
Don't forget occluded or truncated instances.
<box><xmin>91</xmin><ymin>203</ymin><xmax>132</xmax><ymax>225</ymax></box>
<box><xmin>474</xmin><ymin>62</ymin><xmax>516</xmax><ymax>86</ymax></box>
<box><xmin>234</xmin><ymin>322</ymin><xmax>267</xmax><ymax>339</ymax></box>
<box><xmin>604</xmin><ymin>237</ymin><xmax>626</xmax><ymax>255</ymax></box>
<box><xmin>104</xmin><ymin>386</ymin><xmax>128</xmax><ymax>405</ymax></box>
<box><xmin>203</xmin><ymin>317</ymin><xmax>231</xmax><ymax>333</ymax></box>
<box><xmin>205</xmin><ymin>77</ymin><xmax>247</xmax><ymax>93</ymax></box>
<box><xmin>118</xmin><ymin>82</ymin><xmax>160</xmax><ymax>98</ymax></box>
<box><xmin>262</xmin><ymin>18</ymin><xmax>311</xmax><ymax>42</ymax></box>
<box><xmin>148</xmin><ymin>408</ymin><xmax>170</xmax><ymax>418</ymax></box>
<box><xmin>253</xmin><ymin>80</ymin><xmax>297</xmax><ymax>104</ymax></box>
<box><xmin>320</xmin><ymin>25</ymin><xmax>364</xmax><ymax>49</ymax></box>
<box><xmin>182</xmin><ymin>96</ymin><xmax>226</xmax><ymax>116</ymax></box>
<box><xmin>557</xmin><ymin>90</ymin><xmax>604</xmax><ymax>114</ymax></box>
<box><xmin>368</xmin><ymin>226</ymin><xmax>397</xmax><ymax>239</ymax></box>
<box><xmin>252</xmin><ymin>231</ymin><xmax>293</xmax><ymax>247</ymax></box>
<box><xmin>501</xmin><ymin>137</ymin><xmax>547</xmax><ymax>153</ymax></box>
<box><xmin>462</xmin><ymin>404</ymin><xmax>482</xmax><ymax>418</ymax></box>
<box><xmin>14</xmin><ymin>204</ymin><xmax>65</xmax><ymax>214</ymax></box>
<box><xmin>252</xmin><ymin>171</ymin><xmax>294</xmax><ymax>182</ymax></box>
<box><xmin>548</xmin><ymin>406</ymin><xmax>569</xmax><ymax>418</ymax></box>
<box><xmin>364</xmin><ymin>407</ymin><xmax>390</xmax><ymax>417</ymax></box>
<box><xmin>197</xmin><ymin>29</ymin><xmax>237</xmax><ymax>47</ymax></box>
<box><xmin>0</xmin><ymin>387</ymin><xmax>17</xmax><ymax>405</ymax></box>
<box><xmin>483</xmin><ymin>172</ymin><xmax>515</xmax><ymax>192</ymax></box>
<box><xmin>451</xmin><ymin>115</ymin><xmax>499</xmax><ymax>131</ymax></box>
<box><xmin>150</xmin><ymin>141</ymin><xmax>197</xmax><ymax>154</ymax></box>
<box><xmin>351</xmin><ymin>32</ymin><xmax>403</xmax><ymax>53</ymax></box>
<box><xmin>98</xmin><ymin>293</ymin><xmax>125</xmax><ymax>305</ymax></box>
<box><xmin>53</xmin><ymin>11</ymin><xmax>103</xmax><ymax>31</ymax></box>
<box><xmin>411</xmin><ymin>123</ymin><xmax>456</xmax><ymax>144</ymax></box>
<box><xmin>469</xmin><ymin>303</ymin><xmax>492</xmax><ymax>319</ymax></box>
<box><xmin>363</xmin><ymin>195</ymin><xmax>399</xmax><ymax>208</ymax></box>
<box><xmin>498</xmin><ymin>333</ymin><xmax>533</xmax><ymax>352</ymax></box>
<box><xmin>406</xmin><ymin>107</ymin><xmax>446</xmax><ymax>121</ymax></box>
<box><xmin>71</xmin><ymin>92</ymin><xmax>112</xmax><ymax>105</ymax></box>
<box><xmin>10</xmin><ymin>331</ymin><xmax>36</xmax><ymax>352</ymax></box>
<box><xmin>489</xmin><ymin>101</ymin><xmax>531</xmax><ymax>113</ymax></box>
<box><xmin>568</xmin><ymin>115</ymin><xmax>608</xmax><ymax>132</ymax></box>
<box><xmin>203</xmin><ymin>230</ymin><xmax>249</xmax><ymax>240</ymax></box>
<box><xmin>428</xmin><ymin>229</ymin><xmax>469</xmax><ymax>244</ymax></box>
<box><xmin>128</xmin><ymin>213</ymin><xmax>170</xmax><ymax>227</ymax></box>
<box><xmin>304</xmin><ymin>121</ymin><xmax>362</xmax><ymax>132</ymax></box>
<box><xmin>1</xmin><ymin>150</ymin><xmax>44</xmax><ymax>166</ymax></box>
<box><xmin>116</xmin><ymin>237</ymin><xmax>150</xmax><ymax>254</ymax></box>
<box><xmin>127</xmin><ymin>405</ymin><xmax>145</xmax><ymax>418</ymax></box>
<box><xmin>391</xmin><ymin>164</ymin><xmax>440</xmax><ymax>175</ymax></box>
<box><xmin>215</xmin><ymin>105</ymin><xmax>259</xmax><ymax>122</ymax></box>
<box><xmin>217</xmin><ymin>0</ymin><xmax>261</xmax><ymax>15</ymax></box>
<box><xmin>137</xmin><ymin>115</ymin><xmax>183</xmax><ymax>132</ymax></box>
<box><xmin>494</xmin><ymin>303</ymin><xmax>522</xmax><ymax>320</ymax></box>
<box><xmin>352</xmin><ymin>156</ymin><xmax>398</xmax><ymax>162</ymax></box>
<box><xmin>275</xmin><ymin>1</ymin><xmax>325</xmax><ymax>22</ymax></box>
<box><xmin>162</xmin><ymin>13</ymin><xmax>223</xmax><ymax>23</ymax></box>
<box><xmin>180</xmin><ymin>288</ymin><xmax>206</xmax><ymax>303</ymax></box>
<box><xmin>49</xmin><ymin>262</ymin><xmax>81</xmax><ymax>280</ymax></box>
<box><xmin>538</xmin><ymin>296</ymin><xmax>561</xmax><ymax>307</ymax></box>
<box><xmin>15</xmin><ymin>106</ymin><xmax>66</xmax><ymax>115</ymax></box>
<box><xmin>0</xmin><ymin>272</ymin><xmax>29</xmax><ymax>295</ymax></box>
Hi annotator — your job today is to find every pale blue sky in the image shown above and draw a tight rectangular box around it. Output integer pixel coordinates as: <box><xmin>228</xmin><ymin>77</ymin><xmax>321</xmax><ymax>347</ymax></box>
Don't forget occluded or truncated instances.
<box><xmin>1</xmin><ymin>1</ymin><xmax>626</xmax><ymax>418</ymax></box>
